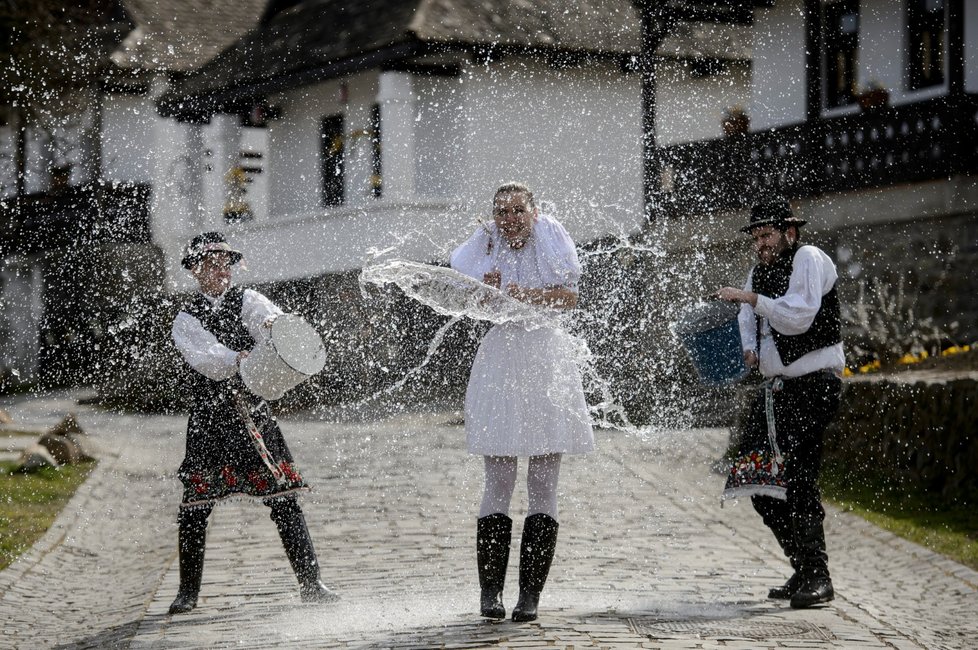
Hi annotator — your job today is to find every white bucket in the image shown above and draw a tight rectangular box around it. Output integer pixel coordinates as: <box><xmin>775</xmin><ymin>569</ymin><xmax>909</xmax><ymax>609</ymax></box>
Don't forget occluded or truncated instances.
<box><xmin>240</xmin><ymin>314</ymin><xmax>326</xmax><ymax>400</ymax></box>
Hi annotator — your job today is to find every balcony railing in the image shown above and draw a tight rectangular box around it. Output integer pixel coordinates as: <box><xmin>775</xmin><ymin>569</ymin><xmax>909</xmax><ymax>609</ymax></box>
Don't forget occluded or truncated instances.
<box><xmin>0</xmin><ymin>181</ymin><xmax>151</xmax><ymax>255</ymax></box>
<box><xmin>654</xmin><ymin>95</ymin><xmax>978</xmax><ymax>217</ymax></box>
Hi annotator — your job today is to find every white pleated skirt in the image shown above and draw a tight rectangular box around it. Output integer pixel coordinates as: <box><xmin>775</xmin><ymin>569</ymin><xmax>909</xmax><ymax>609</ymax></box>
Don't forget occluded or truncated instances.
<box><xmin>464</xmin><ymin>323</ymin><xmax>595</xmax><ymax>456</ymax></box>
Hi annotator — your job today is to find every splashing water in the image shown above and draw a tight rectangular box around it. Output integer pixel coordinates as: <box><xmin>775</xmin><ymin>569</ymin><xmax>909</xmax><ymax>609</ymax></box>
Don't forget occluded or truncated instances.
<box><xmin>324</xmin><ymin>315</ymin><xmax>461</xmax><ymax>415</ymax></box>
<box><xmin>359</xmin><ymin>259</ymin><xmax>559</xmax><ymax>330</ymax></box>
<box><xmin>359</xmin><ymin>258</ymin><xmax>634</xmax><ymax>431</ymax></box>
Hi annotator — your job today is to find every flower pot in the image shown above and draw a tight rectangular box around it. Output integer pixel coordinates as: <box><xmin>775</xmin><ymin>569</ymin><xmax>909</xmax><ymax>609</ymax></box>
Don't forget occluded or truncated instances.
<box><xmin>722</xmin><ymin>114</ymin><xmax>749</xmax><ymax>136</ymax></box>
<box><xmin>857</xmin><ymin>88</ymin><xmax>889</xmax><ymax>112</ymax></box>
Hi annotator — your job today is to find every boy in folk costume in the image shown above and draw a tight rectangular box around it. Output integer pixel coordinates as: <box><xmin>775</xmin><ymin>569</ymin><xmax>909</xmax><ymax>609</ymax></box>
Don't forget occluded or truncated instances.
<box><xmin>168</xmin><ymin>232</ymin><xmax>338</xmax><ymax>614</ymax></box>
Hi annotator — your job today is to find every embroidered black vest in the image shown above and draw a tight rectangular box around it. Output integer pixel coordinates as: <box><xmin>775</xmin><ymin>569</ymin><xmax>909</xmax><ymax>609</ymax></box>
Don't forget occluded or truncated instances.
<box><xmin>750</xmin><ymin>245</ymin><xmax>842</xmax><ymax>365</ymax></box>
<box><xmin>180</xmin><ymin>286</ymin><xmax>255</xmax><ymax>405</ymax></box>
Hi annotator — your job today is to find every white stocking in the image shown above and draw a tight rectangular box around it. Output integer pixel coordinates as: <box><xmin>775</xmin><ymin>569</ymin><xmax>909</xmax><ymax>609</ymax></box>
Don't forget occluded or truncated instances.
<box><xmin>527</xmin><ymin>453</ymin><xmax>562</xmax><ymax>519</ymax></box>
<box><xmin>480</xmin><ymin>455</ymin><xmax>518</xmax><ymax>518</ymax></box>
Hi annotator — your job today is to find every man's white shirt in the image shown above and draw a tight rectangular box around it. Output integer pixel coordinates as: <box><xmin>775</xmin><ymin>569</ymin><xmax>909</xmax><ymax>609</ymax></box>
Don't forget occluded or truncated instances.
<box><xmin>737</xmin><ymin>245</ymin><xmax>845</xmax><ymax>378</ymax></box>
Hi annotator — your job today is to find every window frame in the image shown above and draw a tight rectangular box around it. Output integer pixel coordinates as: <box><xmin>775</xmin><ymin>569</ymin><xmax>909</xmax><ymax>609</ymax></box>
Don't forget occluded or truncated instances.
<box><xmin>320</xmin><ymin>113</ymin><xmax>345</xmax><ymax>207</ymax></box>
<box><xmin>906</xmin><ymin>0</ymin><xmax>947</xmax><ymax>91</ymax></box>
<box><xmin>822</xmin><ymin>0</ymin><xmax>860</xmax><ymax>109</ymax></box>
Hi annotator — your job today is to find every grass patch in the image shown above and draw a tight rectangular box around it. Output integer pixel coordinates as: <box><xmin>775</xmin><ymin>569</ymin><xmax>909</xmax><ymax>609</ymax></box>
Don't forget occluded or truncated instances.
<box><xmin>0</xmin><ymin>459</ymin><xmax>97</xmax><ymax>571</ymax></box>
<box><xmin>822</xmin><ymin>464</ymin><xmax>978</xmax><ymax>571</ymax></box>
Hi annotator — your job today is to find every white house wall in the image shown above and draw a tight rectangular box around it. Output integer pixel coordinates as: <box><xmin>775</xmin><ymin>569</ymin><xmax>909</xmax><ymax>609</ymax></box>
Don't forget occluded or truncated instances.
<box><xmin>0</xmin><ymin>126</ymin><xmax>15</xmax><ymax>198</ymax></box>
<box><xmin>268</xmin><ymin>81</ymin><xmax>344</xmax><ymax>217</ymax></box>
<box><xmin>859</xmin><ymin>0</ymin><xmax>951</xmax><ymax>107</ymax></box>
<box><xmin>23</xmin><ymin>127</ymin><xmax>52</xmax><ymax>194</ymax></box>
<box><xmin>0</xmin><ymin>260</ymin><xmax>43</xmax><ymax>382</ymax></box>
<box><xmin>965</xmin><ymin>0</ymin><xmax>978</xmax><ymax>92</ymax></box>
<box><xmin>858</xmin><ymin>0</ymin><xmax>907</xmax><ymax>105</ymax></box>
<box><xmin>751</xmin><ymin>0</ymin><xmax>808</xmax><ymax>130</ymax></box>
<box><xmin>102</xmin><ymin>92</ymin><xmax>155</xmax><ymax>184</ymax></box>
<box><xmin>239</xmin><ymin>126</ymin><xmax>269</xmax><ymax>221</ymax></box>
<box><xmin>158</xmin><ymin>52</ymin><xmax>749</xmax><ymax>291</ymax></box>
<box><xmin>456</xmin><ymin>57</ymin><xmax>644</xmax><ymax>245</ymax></box>
<box><xmin>340</xmin><ymin>74</ymin><xmax>382</xmax><ymax>206</ymax></box>
<box><xmin>752</xmin><ymin>0</ymin><xmax>967</xmax><ymax>129</ymax></box>
<box><xmin>150</xmin><ymin>75</ymin><xmax>215</xmax><ymax>283</ymax></box>
<box><xmin>413</xmin><ymin>74</ymin><xmax>464</xmax><ymax>200</ymax></box>
<box><xmin>655</xmin><ymin>58</ymin><xmax>751</xmax><ymax>145</ymax></box>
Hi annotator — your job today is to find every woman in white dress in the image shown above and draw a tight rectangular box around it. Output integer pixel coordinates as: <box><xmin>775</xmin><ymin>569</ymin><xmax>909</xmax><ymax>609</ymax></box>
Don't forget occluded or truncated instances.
<box><xmin>450</xmin><ymin>182</ymin><xmax>594</xmax><ymax>622</ymax></box>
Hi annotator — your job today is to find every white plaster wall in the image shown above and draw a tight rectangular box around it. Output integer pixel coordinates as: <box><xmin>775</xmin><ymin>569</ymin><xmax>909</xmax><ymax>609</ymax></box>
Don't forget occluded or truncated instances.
<box><xmin>239</xmin><ymin>126</ymin><xmax>269</xmax><ymax>221</ymax></box>
<box><xmin>48</xmin><ymin>114</ymin><xmax>88</xmax><ymax>184</ymax></box>
<box><xmin>858</xmin><ymin>0</ymin><xmax>950</xmax><ymax>107</ymax></box>
<box><xmin>753</xmin><ymin>0</ymin><xmax>959</xmax><ymax>127</ymax></box>
<box><xmin>456</xmin><ymin>57</ymin><xmax>644</xmax><ymax>245</ymax></box>
<box><xmin>858</xmin><ymin>0</ymin><xmax>905</xmax><ymax>98</ymax></box>
<box><xmin>965</xmin><ymin>0</ymin><xmax>978</xmax><ymax>92</ymax></box>
<box><xmin>0</xmin><ymin>127</ymin><xmax>15</xmax><ymax>198</ymax></box>
<box><xmin>200</xmin><ymin>114</ymin><xmax>241</xmax><ymax>225</ymax></box>
<box><xmin>0</xmin><ymin>260</ymin><xmax>43</xmax><ymax>381</ymax></box>
<box><xmin>414</xmin><ymin>74</ymin><xmax>464</xmax><ymax>199</ymax></box>
<box><xmin>267</xmin><ymin>81</ymin><xmax>346</xmax><ymax>217</ymax></box>
<box><xmin>148</xmin><ymin>75</ymin><xmax>218</xmax><ymax>287</ymax></box>
<box><xmin>18</xmin><ymin>111</ymin><xmax>94</xmax><ymax>192</ymax></box>
<box><xmin>162</xmin><ymin>57</ymin><xmax>651</xmax><ymax>290</ymax></box>
<box><xmin>102</xmin><ymin>93</ymin><xmax>155</xmax><ymax>183</ymax></box>
<box><xmin>655</xmin><ymin>58</ymin><xmax>751</xmax><ymax>145</ymax></box>
<box><xmin>751</xmin><ymin>0</ymin><xmax>808</xmax><ymax>129</ymax></box>
<box><xmin>341</xmin><ymin>74</ymin><xmax>382</xmax><ymax>205</ymax></box>
<box><xmin>23</xmin><ymin>127</ymin><xmax>52</xmax><ymax>194</ymax></box>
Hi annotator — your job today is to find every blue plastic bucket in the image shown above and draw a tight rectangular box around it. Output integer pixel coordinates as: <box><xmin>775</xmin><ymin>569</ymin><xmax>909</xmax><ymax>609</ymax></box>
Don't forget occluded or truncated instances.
<box><xmin>675</xmin><ymin>301</ymin><xmax>749</xmax><ymax>385</ymax></box>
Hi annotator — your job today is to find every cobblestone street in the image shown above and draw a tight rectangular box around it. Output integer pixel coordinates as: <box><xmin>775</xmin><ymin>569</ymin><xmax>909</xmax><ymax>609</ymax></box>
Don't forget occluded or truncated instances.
<box><xmin>1</xmin><ymin>392</ymin><xmax>976</xmax><ymax>649</ymax></box>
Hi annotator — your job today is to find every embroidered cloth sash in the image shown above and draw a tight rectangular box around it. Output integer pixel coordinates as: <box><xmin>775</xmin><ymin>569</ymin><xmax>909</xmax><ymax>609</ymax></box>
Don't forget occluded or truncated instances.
<box><xmin>722</xmin><ymin>377</ymin><xmax>788</xmax><ymax>503</ymax></box>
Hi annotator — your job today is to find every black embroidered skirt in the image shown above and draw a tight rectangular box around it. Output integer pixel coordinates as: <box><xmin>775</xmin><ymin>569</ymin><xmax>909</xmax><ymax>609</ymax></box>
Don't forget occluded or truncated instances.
<box><xmin>178</xmin><ymin>393</ymin><xmax>308</xmax><ymax>508</ymax></box>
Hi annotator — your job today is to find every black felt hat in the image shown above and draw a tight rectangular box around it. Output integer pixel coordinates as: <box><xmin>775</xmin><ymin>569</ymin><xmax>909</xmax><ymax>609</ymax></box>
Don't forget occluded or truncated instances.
<box><xmin>181</xmin><ymin>232</ymin><xmax>243</xmax><ymax>269</ymax></box>
<box><xmin>739</xmin><ymin>199</ymin><xmax>807</xmax><ymax>233</ymax></box>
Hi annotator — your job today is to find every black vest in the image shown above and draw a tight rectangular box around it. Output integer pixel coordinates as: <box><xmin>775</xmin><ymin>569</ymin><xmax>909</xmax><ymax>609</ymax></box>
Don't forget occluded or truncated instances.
<box><xmin>179</xmin><ymin>286</ymin><xmax>255</xmax><ymax>404</ymax></box>
<box><xmin>750</xmin><ymin>245</ymin><xmax>842</xmax><ymax>365</ymax></box>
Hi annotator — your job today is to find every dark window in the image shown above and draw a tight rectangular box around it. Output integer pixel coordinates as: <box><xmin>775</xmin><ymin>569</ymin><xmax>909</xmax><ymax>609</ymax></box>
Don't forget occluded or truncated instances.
<box><xmin>321</xmin><ymin>114</ymin><xmax>344</xmax><ymax>207</ymax></box>
<box><xmin>823</xmin><ymin>0</ymin><xmax>859</xmax><ymax>108</ymax></box>
<box><xmin>370</xmin><ymin>104</ymin><xmax>382</xmax><ymax>198</ymax></box>
<box><xmin>907</xmin><ymin>0</ymin><xmax>946</xmax><ymax>90</ymax></box>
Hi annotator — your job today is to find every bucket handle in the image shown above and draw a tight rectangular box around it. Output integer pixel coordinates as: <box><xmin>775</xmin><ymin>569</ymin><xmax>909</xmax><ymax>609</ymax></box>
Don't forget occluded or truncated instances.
<box><xmin>258</xmin><ymin>316</ymin><xmax>278</xmax><ymax>344</ymax></box>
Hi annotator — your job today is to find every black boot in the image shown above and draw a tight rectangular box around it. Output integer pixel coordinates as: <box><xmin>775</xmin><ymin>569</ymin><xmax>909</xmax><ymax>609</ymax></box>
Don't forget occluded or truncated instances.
<box><xmin>270</xmin><ymin>498</ymin><xmax>340</xmax><ymax>603</ymax></box>
<box><xmin>790</xmin><ymin>520</ymin><xmax>833</xmax><ymax>609</ymax></box>
<box><xmin>790</xmin><ymin>573</ymin><xmax>834</xmax><ymax>608</ymax></box>
<box><xmin>512</xmin><ymin>513</ymin><xmax>559</xmax><ymax>623</ymax></box>
<box><xmin>168</xmin><ymin>508</ymin><xmax>209</xmax><ymax>615</ymax></box>
<box><xmin>768</xmin><ymin>561</ymin><xmax>802</xmax><ymax>599</ymax></box>
<box><xmin>753</xmin><ymin>496</ymin><xmax>800</xmax><ymax>600</ymax></box>
<box><xmin>477</xmin><ymin>513</ymin><xmax>512</xmax><ymax>619</ymax></box>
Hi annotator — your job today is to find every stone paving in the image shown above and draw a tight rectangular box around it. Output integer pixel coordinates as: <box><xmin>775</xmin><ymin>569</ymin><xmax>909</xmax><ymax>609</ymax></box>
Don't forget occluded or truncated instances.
<box><xmin>1</xmin><ymin>391</ymin><xmax>977</xmax><ymax>649</ymax></box>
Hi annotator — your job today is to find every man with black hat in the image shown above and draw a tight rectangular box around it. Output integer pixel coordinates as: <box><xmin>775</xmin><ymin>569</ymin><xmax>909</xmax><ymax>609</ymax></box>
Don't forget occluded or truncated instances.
<box><xmin>717</xmin><ymin>199</ymin><xmax>845</xmax><ymax>609</ymax></box>
<box><xmin>167</xmin><ymin>231</ymin><xmax>338</xmax><ymax>614</ymax></box>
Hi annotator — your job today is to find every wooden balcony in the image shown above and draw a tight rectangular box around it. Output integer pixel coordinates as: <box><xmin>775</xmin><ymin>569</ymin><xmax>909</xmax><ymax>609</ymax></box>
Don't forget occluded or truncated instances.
<box><xmin>653</xmin><ymin>95</ymin><xmax>978</xmax><ymax>217</ymax></box>
<box><xmin>0</xmin><ymin>181</ymin><xmax>151</xmax><ymax>255</ymax></box>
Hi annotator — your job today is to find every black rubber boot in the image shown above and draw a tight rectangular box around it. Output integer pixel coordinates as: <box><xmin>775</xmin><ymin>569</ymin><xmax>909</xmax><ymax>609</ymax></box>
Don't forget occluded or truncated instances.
<box><xmin>168</xmin><ymin>508</ymin><xmax>209</xmax><ymax>615</ymax></box>
<box><xmin>270</xmin><ymin>498</ymin><xmax>340</xmax><ymax>603</ymax></box>
<box><xmin>512</xmin><ymin>513</ymin><xmax>559</xmax><ymax>623</ymax></box>
<box><xmin>790</xmin><ymin>520</ymin><xmax>833</xmax><ymax>609</ymax></box>
<box><xmin>477</xmin><ymin>513</ymin><xmax>512</xmax><ymax>619</ymax></box>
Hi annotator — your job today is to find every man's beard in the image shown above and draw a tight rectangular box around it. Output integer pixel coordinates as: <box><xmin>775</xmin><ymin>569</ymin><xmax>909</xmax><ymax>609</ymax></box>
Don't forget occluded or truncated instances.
<box><xmin>757</xmin><ymin>243</ymin><xmax>789</xmax><ymax>266</ymax></box>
